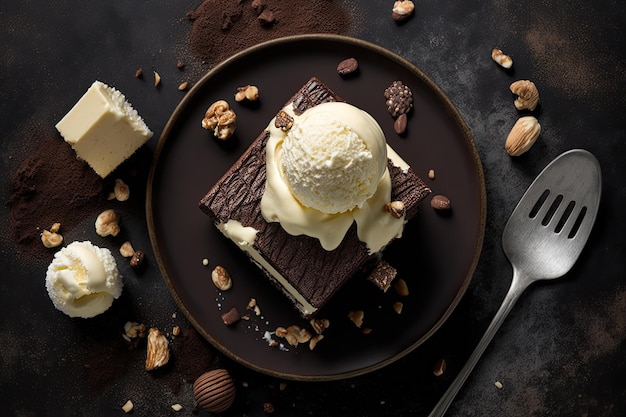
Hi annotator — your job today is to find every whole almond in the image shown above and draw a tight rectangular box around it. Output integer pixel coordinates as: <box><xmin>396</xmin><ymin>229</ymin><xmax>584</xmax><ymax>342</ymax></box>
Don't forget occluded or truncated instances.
<box><xmin>337</xmin><ymin>58</ymin><xmax>359</xmax><ymax>75</ymax></box>
<box><xmin>394</xmin><ymin>113</ymin><xmax>408</xmax><ymax>135</ymax></box>
<box><xmin>431</xmin><ymin>194</ymin><xmax>451</xmax><ymax>211</ymax></box>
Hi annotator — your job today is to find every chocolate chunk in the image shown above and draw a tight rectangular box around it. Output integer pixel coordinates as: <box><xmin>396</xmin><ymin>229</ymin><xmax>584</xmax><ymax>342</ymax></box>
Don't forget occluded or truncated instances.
<box><xmin>367</xmin><ymin>260</ymin><xmax>398</xmax><ymax>292</ymax></box>
<box><xmin>221</xmin><ymin>307</ymin><xmax>241</xmax><ymax>326</ymax></box>
<box><xmin>274</xmin><ymin>110</ymin><xmax>294</xmax><ymax>131</ymax></box>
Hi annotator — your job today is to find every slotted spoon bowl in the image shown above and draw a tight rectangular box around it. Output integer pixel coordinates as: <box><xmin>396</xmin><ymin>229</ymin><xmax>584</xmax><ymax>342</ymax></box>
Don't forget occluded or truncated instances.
<box><xmin>428</xmin><ymin>149</ymin><xmax>602</xmax><ymax>417</ymax></box>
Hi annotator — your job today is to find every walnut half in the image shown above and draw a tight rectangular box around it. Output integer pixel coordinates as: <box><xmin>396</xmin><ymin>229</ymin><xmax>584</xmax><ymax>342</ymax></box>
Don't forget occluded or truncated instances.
<box><xmin>202</xmin><ymin>100</ymin><xmax>236</xmax><ymax>140</ymax></box>
<box><xmin>510</xmin><ymin>80</ymin><xmax>539</xmax><ymax>111</ymax></box>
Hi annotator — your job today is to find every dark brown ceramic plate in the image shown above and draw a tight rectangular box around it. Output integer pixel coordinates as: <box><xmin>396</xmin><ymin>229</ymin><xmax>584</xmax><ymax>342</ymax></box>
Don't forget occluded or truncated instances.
<box><xmin>146</xmin><ymin>34</ymin><xmax>486</xmax><ymax>381</ymax></box>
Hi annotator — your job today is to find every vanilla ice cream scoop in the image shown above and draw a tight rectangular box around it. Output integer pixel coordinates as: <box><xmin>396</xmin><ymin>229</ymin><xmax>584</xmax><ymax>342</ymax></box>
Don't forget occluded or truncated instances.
<box><xmin>45</xmin><ymin>241</ymin><xmax>122</xmax><ymax>318</ymax></box>
<box><xmin>280</xmin><ymin>102</ymin><xmax>387</xmax><ymax>214</ymax></box>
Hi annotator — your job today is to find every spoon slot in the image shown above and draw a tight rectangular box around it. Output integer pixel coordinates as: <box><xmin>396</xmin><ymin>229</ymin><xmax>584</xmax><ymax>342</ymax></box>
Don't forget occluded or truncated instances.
<box><xmin>529</xmin><ymin>189</ymin><xmax>550</xmax><ymax>218</ymax></box>
<box><xmin>568</xmin><ymin>206</ymin><xmax>588</xmax><ymax>239</ymax></box>
<box><xmin>554</xmin><ymin>200</ymin><xmax>576</xmax><ymax>234</ymax></box>
<box><xmin>541</xmin><ymin>194</ymin><xmax>564</xmax><ymax>226</ymax></box>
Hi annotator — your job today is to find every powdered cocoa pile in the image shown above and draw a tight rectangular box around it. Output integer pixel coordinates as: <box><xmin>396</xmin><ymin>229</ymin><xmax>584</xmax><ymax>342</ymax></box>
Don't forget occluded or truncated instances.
<box><xmin>9</xmin><ymin>133</ymin><xmax>110</xmax><ymax>258</ymax></box>
<box><xmin>187</xmin><ymin>0</ymin><xmax>355</xmax><ymax>65</ymax></box>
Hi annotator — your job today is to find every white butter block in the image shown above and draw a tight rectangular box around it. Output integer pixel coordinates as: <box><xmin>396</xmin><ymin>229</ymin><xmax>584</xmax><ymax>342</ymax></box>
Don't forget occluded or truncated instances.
<box><xmin>55</xmin><ymin>81</ymin><xmax>153</xmax><ymax>178</ymax></box>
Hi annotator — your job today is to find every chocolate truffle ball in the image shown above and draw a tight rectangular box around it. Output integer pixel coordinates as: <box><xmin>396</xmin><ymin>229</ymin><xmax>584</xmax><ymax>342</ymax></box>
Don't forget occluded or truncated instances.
<box><xmin>193</xmin><ymin>369</ymin><xmax>236</xmax><ymax>413</ymax></box>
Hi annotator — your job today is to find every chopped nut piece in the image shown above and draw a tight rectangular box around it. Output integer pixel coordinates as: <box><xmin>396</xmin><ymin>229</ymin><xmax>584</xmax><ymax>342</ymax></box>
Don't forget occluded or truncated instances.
<box><xmin>95</xmin><ymin>209</ymin><xmax>120</xmax><ymax>237</ymax></box>
<box><xmin>492</xmin><ymin>48</ymin><xmax>513</xmax><ymax>69</ymax></box>
<box><xmin>394</xmin><ymin>278</ymin><xmax>410</xmax><ymax>296</ymax></box>
<box><xmin>178</xmin><ymin>81</ymin><xmax>189</xmax><ymax>91</ymax></box>
<box><xmin>234</xmin><ymin>85</ymin><xmax>259</xmax><ymax>102</ymax></box>
<box><xmin>348</xmin><ymin>310</ymin><xmax>364</xmax><ymax>328</ymax></box>
<box><xmin>119</xmin><ymin>241</ymin><xmax>135</xmax><ymax>257</ymax></box>
<box><xmin>130</xmin><ymin>250</ymin><xmax>145</xmax><ymax>268</ymax></box>
<box><xmin>202</xmin><ymin>100</ymin><xmax>236</xmax><ymax>140</ymax></box>
<box><xmin>171</xmin><ymin>403</ymin><xmax>183</xmax><ymax>411</ymax></box>
<box><xmin>275</xmin><ymin>325</ymin><xmax>311</xmax><ymax>347</ymax></box>
<box><xmin>258</xmin><ymin>9</ymin><xmax>275</xmax><ymax>25</ymax></box>
<box><xmin>433</xmin><ymin>358</ymin><xmax>446</xmax><ymax>376</ymax></box>
<box><xmin>145</xmin><ymin>327</ymin><xmax>170</xmax><ymax>371</ymax></box>
<box><xmin>309</xmin><ymin>334</ymin><xmax>324</xmax><ymax>350</ymax></box>
<box><xmin>510</xmin><ymin>80</ymin><xmax>540</xmax><ymax>111</ymax></box>
<box><xmin>392</xmin><ymin>0</ymin><xmax>415</xmax><ymax>21</ymax></box>
<box><xmin>176</xmin><ymin>61</ymin><xmax>185</xmax><ymax>69</ymax></box>
<box><xmin>246</xmin><ymin>298</ymin><xmax>257</xmax><ymax>309</ymax></box>
<box><xmin>212</xmin><ymin>266</ymin><xmax>232</xmax><ymax>291</ymax></box>
<box><xmin>392</xmin><ymin>301</ymin><xmax>404</xmax><ymax>314</ymax></box>
<box><xmin>505</xmin><ymin>116</ymin><xmax>541</xmax><ymax>156</ymax></box>
<box><xmin>362</xmin><ymin>328</ymin><xmax>373</xmax><ymax>334</ymax></box>
<box><xmin>310</xmin><ymin>318</ymin><xmax>330</xmax><ymax>334</ymax></box>
<box><xmin>274</xmin><ymin>110</ymin><xmax>294</xmax><ymax>131</ymax></box>
<box><xmin>153</xmin><ymin>71</ymin><xmax>161</xmax><ymax>87</ymax></box>
<box><xmin>251</xmin><ymin>0</ymin><xmax>267</xmax><ymax>14</ymax></box>
<box><xmin>41</xmin><ymin>226</ymin><xmax>63</xmax><ymax>248</ymax></box>
<box><xmin>495</xmin><ymin>380</ymin><xmax>504</xmax><ymax>389</ymax></box>
<box><xmin>122</xmin><ymin>400</ymin><xmax>134</xmax><ymax>413</ymax></box>
<box><xmin>202</xmin><ymin>258</ymin><xmax>209</xmax><ymax>266</ymax></box>
<box><xmin>124</xmin><ymin>321</ymin><xmax>146</xmax><ymax>339</ymax></box>
<box><xmin>135</xmin><ymin>68</ymin><xmax>143</xmax><ymax>78</ymax></box>
<box><xmin>428</xmin><ymin>169</ymin><xmax>435</xmax><ymax>179</ymax></box>
<box><xmin>431</xmin><ymin>194</ymin><xmax>452</xmax><ymax>211</ymax></box>
<box><xmin>221</xmin><ymin>307</ymin><xmax>241</xmax><ymax>325</ymax></box>
<box><xmin>384</xmin><ymin>200</ymin><xmax>405</xmax><ymax>218</ymax></box>
<box><xmin>113</xmin><ymin>178</ymin><xmax>130</xmax><ymax>201</ymax></box>
<box><xmin>172</xmin><ymin>326</ymin><xmax>180</xmax><ymax>336</ymax></box>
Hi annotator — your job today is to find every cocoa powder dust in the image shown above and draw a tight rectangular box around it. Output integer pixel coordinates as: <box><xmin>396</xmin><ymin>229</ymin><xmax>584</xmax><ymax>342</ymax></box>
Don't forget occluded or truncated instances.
<box><xmin>9</xmin><ymin>133</ymin><xmax>110</xmax><ymax>258</ymax></box>
<box><xmin>186</xmin><ymin>0</ymin><xmax>356</xmax><ymax>66</ymax></box>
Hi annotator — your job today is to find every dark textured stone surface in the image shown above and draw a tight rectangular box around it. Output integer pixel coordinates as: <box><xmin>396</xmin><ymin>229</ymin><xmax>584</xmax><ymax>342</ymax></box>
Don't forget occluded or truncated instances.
<box><xmin>1</xmin><ymin>1</ymin><xmax>624</xmax><ymax>416</ymax></box>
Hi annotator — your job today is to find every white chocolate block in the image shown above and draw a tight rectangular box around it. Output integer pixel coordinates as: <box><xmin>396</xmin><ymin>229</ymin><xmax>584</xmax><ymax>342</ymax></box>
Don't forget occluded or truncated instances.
<box><xmin>55</xmin><ymin>81</ymin><xmax>153</xmax><ymax>178</ymax></box>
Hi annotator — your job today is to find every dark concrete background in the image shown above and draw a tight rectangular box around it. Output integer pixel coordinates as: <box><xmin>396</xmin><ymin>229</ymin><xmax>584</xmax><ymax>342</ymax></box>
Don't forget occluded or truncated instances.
<box><xmin>1</xmin><ymin>1</ymin><xmax>624</xmax><ymax>416</ymax></box>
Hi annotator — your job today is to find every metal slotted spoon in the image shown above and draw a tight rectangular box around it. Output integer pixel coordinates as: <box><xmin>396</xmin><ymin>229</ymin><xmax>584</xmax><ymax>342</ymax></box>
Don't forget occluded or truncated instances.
<box><xmin>428</xmin><ymin>149</ymin><xmax>602</xmax><ymax>417</ymax></box>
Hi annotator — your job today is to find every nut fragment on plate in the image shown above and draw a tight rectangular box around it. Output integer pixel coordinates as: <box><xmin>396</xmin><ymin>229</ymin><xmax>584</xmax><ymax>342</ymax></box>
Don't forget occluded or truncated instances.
<box><xmin>510</xmin><ymin>80</ymin><xmax>540</xmax><ymax>111</ymax></box>
<box><xmin>130</xmin><ymin>250</ymin><xmax>145</xmax><ymax>268</ymax></box>
<box><xmin>95</xmin><ymin>209</ymin><xmax>120</xmax><ymax>237</ymax></box>
<box><xmin>41</xmin><ymin>223</ymin><xmax>63</xmax><ymax>248</ymax></box>
<box><xmin>211</xmin><ymin>265</ymin><xmax>232</xmax><ymax>291</ymax></box>
<box><xmin>234</xmin><ymin>85</ymin><xmax>259</xmax><ymax>102</ymax></box>
<box><xmin>275</xmin><ymin>325</ymin><xmax>312</xmax><ymax>347</ymax></box>
<box><xmin>310</xmin><ymin>318</ymin><xmax>330</xmax><ymax>334</ymax></box>
<box><xmin>201</xmin><ymin>100</ymin><xmax>237</xmax><ymax>140</ymax></box>
<box><xmin>492</xmin><ymin>48</ymin><xmax>513</xmax><ymax>69</ymax></box>
<box><xmin>505</xmin><ymin>116</ymin><xmax>541</xmax><ymax>156</ymax></box>
<box><xmin>145</xmin><ymin>327</ymin><xmax>170</xmax><ymax>371</ymax></box>
<box><xmin>153</xmin><ymin>71</ymin><xmax>161</xmax><ymax>87</ymax></box>
<box><xmin>122</xmin><ymin>400</ymin><xmax>134</xmax><ymax>413</ymax></box>
<box><xmin>433</xmin><ymin>358</ymin><xmax>447</xmax><ymax>376</ymax></box>
<box><xmin>392</xmin><ymin>0</ymin><xmax>415</xmax><ymax>21</ymax></box>
<box><xmin>394</xmin><ymin>278</ymin><xmax>410</xmax><ymax>296</ymax></box>
<box><xmin>348</xmin><ymin>310</ymin><xmax>365</xmax><ymax>328</ymax></box>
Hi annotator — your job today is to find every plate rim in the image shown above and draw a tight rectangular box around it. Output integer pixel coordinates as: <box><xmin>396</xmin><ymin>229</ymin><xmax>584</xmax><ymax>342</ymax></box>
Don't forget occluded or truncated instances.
<box><xmin>146</xmin><ymin>33</ymin><xmax>486</xmax><ymax>381</ymax></box>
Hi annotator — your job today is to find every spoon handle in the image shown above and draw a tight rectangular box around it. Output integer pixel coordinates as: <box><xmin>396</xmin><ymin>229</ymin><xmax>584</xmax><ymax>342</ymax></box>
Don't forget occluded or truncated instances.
<box><xmin>427</xmin><ymin>272</ymin><xmax>528</xmax><ymax>417</ymax></box>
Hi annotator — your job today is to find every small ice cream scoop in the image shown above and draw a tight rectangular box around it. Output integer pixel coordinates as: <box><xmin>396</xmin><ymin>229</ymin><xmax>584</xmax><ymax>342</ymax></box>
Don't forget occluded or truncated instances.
<box><xmin>45</xmin><ymin>241</ymin><xmax>122</xmax><ymax>318</ymax></box>
<box><xmin>280</xmin><ymin>102</ymin><xmax>388</xmax><ymax>214</ymax></box>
